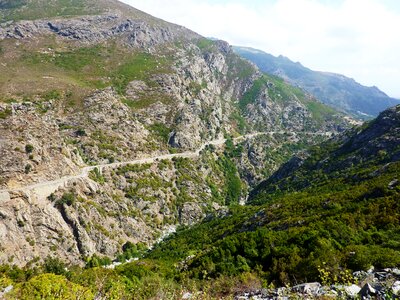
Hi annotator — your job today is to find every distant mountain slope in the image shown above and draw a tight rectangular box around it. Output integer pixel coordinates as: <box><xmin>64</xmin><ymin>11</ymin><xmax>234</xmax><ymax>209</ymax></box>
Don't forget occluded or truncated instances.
<box><xmin>234</xmin><ymin>46</ymin><xmax>400</xmax><ymax>119</ymax></box>
<box><xmin>251</xmin><ymin>104</ymin><xmax>400</xmax><ymax>201</ymax></box>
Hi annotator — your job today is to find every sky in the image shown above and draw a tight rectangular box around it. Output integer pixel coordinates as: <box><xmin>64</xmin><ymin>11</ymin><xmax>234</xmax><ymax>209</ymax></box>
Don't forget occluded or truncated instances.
<box><xmin>120</xmin><ymin>0</ymin><xmax>400</xmax><ymax>98</ymax></box>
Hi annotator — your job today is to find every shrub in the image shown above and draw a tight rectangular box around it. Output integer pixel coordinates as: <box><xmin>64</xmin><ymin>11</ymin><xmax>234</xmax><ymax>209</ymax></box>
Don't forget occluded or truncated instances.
<box><xmin>8</xmin><ymin>274</ymin><xmax>93</xmax><ymax>300</ymax></box>
<box><xmin>24</xmin><ymin>164</ymin><xmax>32</xmax><ymax>174</ymax></box>
<box><xmin>25</xmin><ymin>144</ymin><xmax>34</xmax><ymax>153</ymax></box>
<box><xmin>56</xmin><ymin>193</ymin><xmax>75</xmax><ymax>207</ymax></box>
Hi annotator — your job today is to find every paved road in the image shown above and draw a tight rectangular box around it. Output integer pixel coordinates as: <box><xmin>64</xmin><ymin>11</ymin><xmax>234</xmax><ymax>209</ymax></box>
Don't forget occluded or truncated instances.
<box><xmin>0</xmin><ymin>131</ymin><xmax>332</xmax><ymax>198</ymax></box>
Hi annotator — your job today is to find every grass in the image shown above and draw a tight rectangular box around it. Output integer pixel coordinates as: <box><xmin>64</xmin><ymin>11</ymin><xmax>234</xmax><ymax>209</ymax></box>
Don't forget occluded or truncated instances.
<box><xmin>0</xmin><ymin>0</ymin><xmax>103</xmax><ymax>21</ymax></box>
<box><xmin>148</xmin><ymin>123</ymin><xmax>171</xmax><ymax>144</ymax></box>
<box><xmin>112</xmin><ymin>52</ymin><xmax>169</xmax><ymax>95</ymax></box>
<box><xmin>0</xmin><ymin>107</ymin><xmax>11</xmax><ymax>119</ymax></box>
<box><xmin>0</xmin><ymin>38</ymin><xmax>174</xmax><ymax>108</ymax></box>
<box><xmin>239</xmin><ymin>77</ymin><xmax>266</xmax><ymax>112</ymax></box>
<box><xmin>306</xmin><ymin>101</ymin><xmax>337</xmax><ymax>123</ymax></box>
<box><xmin>226</xmin><ymin>52</ymin><xmax>256</xmax><ymax>81</ymax></box>
<box><xmin>196</xmin><ymin>38</ymin><xmax>216</xmax><ymax>52</ymax></box>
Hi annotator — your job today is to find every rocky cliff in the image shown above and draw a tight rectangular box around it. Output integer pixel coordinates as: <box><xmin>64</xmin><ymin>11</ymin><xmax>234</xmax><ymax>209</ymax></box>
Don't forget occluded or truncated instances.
<box><xmin>0</xmin><ymin>0</ymin><xmax>350</xmax><ymax>266</ymax></box>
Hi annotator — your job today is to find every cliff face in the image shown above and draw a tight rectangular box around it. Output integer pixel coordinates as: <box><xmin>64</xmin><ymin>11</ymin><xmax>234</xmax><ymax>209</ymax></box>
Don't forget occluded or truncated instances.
<box><xmin>0</xmin><ymin>0</ymin><xmax>350</xmax><ymax>265</ymax></box>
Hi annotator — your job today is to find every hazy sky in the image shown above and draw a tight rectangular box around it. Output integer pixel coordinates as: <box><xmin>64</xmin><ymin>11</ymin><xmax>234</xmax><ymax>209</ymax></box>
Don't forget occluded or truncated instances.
<box><xmin>120</xmin><ymin>0</ymin><xmax>400</xmax><ymax>98</ymax></box>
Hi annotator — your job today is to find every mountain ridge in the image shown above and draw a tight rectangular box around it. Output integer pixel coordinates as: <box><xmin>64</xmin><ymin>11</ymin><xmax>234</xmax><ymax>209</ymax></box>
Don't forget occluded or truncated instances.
<box><xmin>0</xmin><ymin>0</ymin><xmax>349</xmax><ymax>267</ymax></box>
<box><xmin>234</xmin><ymin>46</ymin><xmax>400</xmax><ymax>119</ymax></box>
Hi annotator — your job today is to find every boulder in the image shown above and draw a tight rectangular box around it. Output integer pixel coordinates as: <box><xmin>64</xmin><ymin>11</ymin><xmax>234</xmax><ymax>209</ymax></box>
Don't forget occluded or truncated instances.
<box><xmin>292</xmin><ymin>282</ymin><xmax>321</xmax><ymax>295</ymax></box>
<box><xmin>359</xmin><ymin>283</ymin><xmax>376</xmax><ymax>298</ymax></box>
<box><xmin>391</xmin><ymin>281</ymin><xmax>400</xmax><ymax>295</ymax></box>
<box><xmin>344</xmin><ymin>284</ymin><xmax>361</xmax><ymax>297</ymax></box>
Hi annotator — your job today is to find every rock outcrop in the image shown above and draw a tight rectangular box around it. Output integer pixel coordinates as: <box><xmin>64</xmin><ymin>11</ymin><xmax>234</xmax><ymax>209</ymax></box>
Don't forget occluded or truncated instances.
<box><xmin>0</xmin><ymin>0</ymin><xmax>350</xmax><ymax>266</ymax></box>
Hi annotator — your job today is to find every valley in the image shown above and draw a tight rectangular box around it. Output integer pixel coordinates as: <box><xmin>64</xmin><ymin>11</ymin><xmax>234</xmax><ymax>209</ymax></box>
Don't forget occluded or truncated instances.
<box><xmin>0</xmin><ymin>0</ymin><xmax>399</xmax><ymax>299</ymax></box>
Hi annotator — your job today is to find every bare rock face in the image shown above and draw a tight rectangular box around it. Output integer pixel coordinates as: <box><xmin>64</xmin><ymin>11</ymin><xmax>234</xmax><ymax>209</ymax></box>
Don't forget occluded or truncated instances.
<box><xmin>179</xmin><ymin>202</ymin><xmax>205</xmax><ymax>226</ymax></box>
<box><xmin>0</xmin><ymin>12</ymin><xmax>198</xmax><ymax>47</ymax></box>
<box><xmin>0</xmin><ymin>190</ymin><xmax>82</xmax><ymax>266</ymax></box>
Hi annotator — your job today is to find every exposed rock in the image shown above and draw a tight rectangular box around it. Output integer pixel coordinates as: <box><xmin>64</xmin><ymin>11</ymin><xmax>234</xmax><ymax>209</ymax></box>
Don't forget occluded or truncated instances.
<box><xmin>292</xmin><ymin>282</ymin><xmax>321</xmax><ymax>295</ymax></box>
<box><xmin>344</xmin><ymin>284</ymin><xmax>361</xmax><ymax>297</ymax></box>
<box><xmin>359</xmin><ymin>283</ymin><xmax>377</xmax><ymax>298</ymax></box>
<box><xmin>392</xmin><ymin>281</ymin><xmax>400</xmax><ymax>295</ymax></box>
<box><xmin>179</xmin><ymin>202</ymin><xmax>205</xmax><ymax>226</ymax></box>
<box><xmin>0</xmin><ymin>1</ymin><xmax>349</xmax><ymax>266</ymax></box>
<box><xmin>0</xmin><ymin>285</ymin><xmax>13</xmax><ymax>298</ymax></box>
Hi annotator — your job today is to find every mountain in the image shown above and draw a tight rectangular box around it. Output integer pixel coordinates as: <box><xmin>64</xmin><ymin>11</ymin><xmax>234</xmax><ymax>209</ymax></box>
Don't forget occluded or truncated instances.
<box><xmin>0</xmin><ymin>0</ymin><xmax>350</xmax><ymax>269</ymax></box>
<box><xmin>139</xmin><ymin>105</ymin><xmax>400</xmax><ymax>295</ymax></box>
<box><xmin>2</xmin><ymin>105</ymin><xmax>393</xmax><ymax>299</ymax></box>
<box><xmin>234</xmin><ymin>46</ymin><xmax>400</xmax><ymax>119</ymax></box>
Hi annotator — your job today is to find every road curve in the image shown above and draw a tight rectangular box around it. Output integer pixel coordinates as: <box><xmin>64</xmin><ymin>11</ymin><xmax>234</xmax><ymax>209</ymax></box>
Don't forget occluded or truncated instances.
<box><xmin>0</xmin><ymin>131</ymin><xmax>332</xmax><ymax>197</ymax></box>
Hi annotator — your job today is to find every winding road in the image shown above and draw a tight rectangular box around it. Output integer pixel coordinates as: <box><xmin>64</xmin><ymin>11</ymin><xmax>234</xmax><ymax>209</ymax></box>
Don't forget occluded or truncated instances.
<box><xmin>0</xmin><ymin>131</ymin><xmax>332</xmax><ymax>200</ymax></box>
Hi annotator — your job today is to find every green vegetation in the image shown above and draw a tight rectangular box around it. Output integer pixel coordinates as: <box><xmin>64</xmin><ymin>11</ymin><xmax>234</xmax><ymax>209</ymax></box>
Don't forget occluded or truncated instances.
<box><xmin>54</xmin><ymin>192</ymin><xmax>75</xmax><ymax>208</ymax></box>
<box><xmin>89</xmin><ymin>168</ymin><xmax>105</xmax><ymax>185</ymax></box>
<box><xmin>146</xmin><ymin>163</ymin><xmax>400</xmax><ymax>287</ymax></box>
<box><xmin>2</xmin><ymin>116</ymin><xmax>400</xmax><ymax>297</ymax></box>
<box><xmin>0</xmin><ymin>107</ymin><xmax>11</xmax><ymax>119</ymax></box>
<box><xmin>25</xmin><ymin>144</ymin><xmax>34</xmax><ymax>154</ymax></box>
<box><xmin>306</xmin><ymin>101</ymin><xmax>337</xmax><ymax>123</ymax></box>
<box><xmin>239</xmin><ymin>77</ymin><xmax>265</xmax><ymax>112</ymax></box>
<box><xmin>148</xmin><ymin>123</ymin><xmax>171</xmax><ymax>144</ymax></box>
<box><xmin>196</xmin><ymin>38</ymin><xmax>216</xmax><ymax>52</ymax></box>
<box><xmin>116</xmin><ymin>242</ymin><xmax>147</xmax><ymax>262</ymax></box>
<box><xmin>24</xmin><ymin>164</ymin><xmax>32</xmax><ymax>174</ymax></box>
<box><xmin>189</xmin><ymin>80</ymin><xmax>207</xmax><ymax>96</ymax></box>
<box><xmin>229</xmin><ymin>109</ymin><xmax>248</xmax><ymax>134</ymax></box>
<box><xmin>116</xmin><ymin>163</ymin><xmax>151</xmax><ymax>176</ymax></box>
<box><xmin>8</xmin><ymin>273</ymin><xmax>94</xmax><ymax>300</ymax></box>
<box><xmin>112</xmin><ymin>52</ymin><xmax>169</xmax><ymax>95</ymax></box>
<box><xmin>13</xmin><ymin>42</ymin><xmax>173</xmax><ymax>108</ymax></box>
<box><xmin>226</xmin><ymin>52</ymin><xmax>255</xmax><ymax>81</ymax></box>
<box><xmin>0</xmin><ymin>0</ymin><xmax>27</xmax><ymax>9</ymax></box>
<box><xmin>53</xmin><ymin>46</ymin><xmax>104</xmax><ymax>73</ymax></box>
<box><xmin>0</xmin><ymin>0</ymin><xmax>103</xmax><ymax>22</ymax></box>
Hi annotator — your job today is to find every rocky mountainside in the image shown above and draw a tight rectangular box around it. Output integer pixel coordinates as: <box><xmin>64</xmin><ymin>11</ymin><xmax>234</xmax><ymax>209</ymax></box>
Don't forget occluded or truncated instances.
<box><xmin>252</xmin><ymin>104</ymin><xmax>400</xmax><ymax>197</ymax></box>
<box><xmin>234</xmin><ymin>46</ymin><xmax>400</xmax><ymax>119</ymax></box>
<box><xmin>0</xmin><ymin>0</ymin><xmax>350</xmax><ymax>267</ymax></box>
<box><xmin>135</xmin><ymin>105</ymin><xmax>400</xmax><ymax>296</ymax></box>
<box><xmin>0</xmin><ymin>107</ymin><xmax>397</xmax><ymax>300</ymax></box>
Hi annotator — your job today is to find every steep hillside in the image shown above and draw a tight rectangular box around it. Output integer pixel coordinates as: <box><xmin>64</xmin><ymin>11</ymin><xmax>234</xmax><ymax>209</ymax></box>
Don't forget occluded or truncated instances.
<box><xmin>0</xmin><ymin>0</ymin><xmax>349</xmax><ymax>267</ymax></box>
<box><xmin>0</xmin><ymin>106</ymin><xmax>397</xmax><ymax>298</ymax></box>
<box><xmin>252</xmin><ymin>104</ymin><xmax>400</xmax><ymax>197</ymax></box>
<box><xmin>142</xmin><ymin>105</ymin><xmax>400</xmax><ymax>289</ymax></box>
<box><xmin>234</xmin><ymin>46</ymin><xmax>400</xmax><ymax>119</ymax></box>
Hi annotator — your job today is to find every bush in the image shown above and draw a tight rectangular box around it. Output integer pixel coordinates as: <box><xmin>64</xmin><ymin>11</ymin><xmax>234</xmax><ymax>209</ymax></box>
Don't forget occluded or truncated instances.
<box><xmin>56</xmin><ymin>193</ymin><xmax>75</xmax><ymax>207</ymax></box>
<box><xmin>8</xmin><ymin>274</ymin><xmax>93</xmax><ymax>300</ymax></box>
<box><xmin>43</xmin><ymin>257</ymin><xmax>67</xmax><ymax>276</ymax></box>
<box><xmin>24</xmin><ymin>164</ymin><xmax>32</xmax><ymax>174</ymax></box>
<box><xmin>25</xmin><ymin>144</ymin><xmax>34</xmax><ymax>153</ymax></box>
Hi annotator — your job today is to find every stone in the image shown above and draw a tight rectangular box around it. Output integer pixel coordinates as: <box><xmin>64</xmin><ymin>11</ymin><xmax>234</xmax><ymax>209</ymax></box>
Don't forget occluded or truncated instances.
<box><xmin>0</xmin><ymin>285</ymin><xmax>13</xmax><ymax>297</ymax></box>
<box><xmin>392</xmin><ymin>281</ymin><xmax>400</xmax><ymax>295</ymax></box>
<box><xmin>182</xmin><ymin>292</ymin><xmax>192</xmax><ymax>299</ymax></box>
<box><xmin>344</xmin><ymin>284</ymin><xmax>361</xmax><ymax>297</ymax></box>
<box><xmin>359</xmin><ymin>283</ymin><xmax>376</xmax><ymax>298</ymax></box>
<box><xmin>0</xmin><ymin>191</ymin><xmax>10</xmax><ymax>202</ymax></box>
<box><xmin>292</xmin><ymin>282</ymin><xmax>321</xmax><ymax>295</ymax></box>
<box><xmin>388</xmin><ymin>179</ymin><xmax>399</xmax><ymax>189</ymax></box>
<box><xmin>391</xmin><ymin>268</ymin><xmax>400</xmax><ymax>276</ymax></box>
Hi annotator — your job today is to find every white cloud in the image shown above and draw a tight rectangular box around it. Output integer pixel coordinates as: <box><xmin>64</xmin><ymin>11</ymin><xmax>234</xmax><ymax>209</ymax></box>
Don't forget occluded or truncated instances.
<box><xmin>121</xmin><ymin>0</ymin><xmax>400</xmax><ymax>98</ymax></box>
